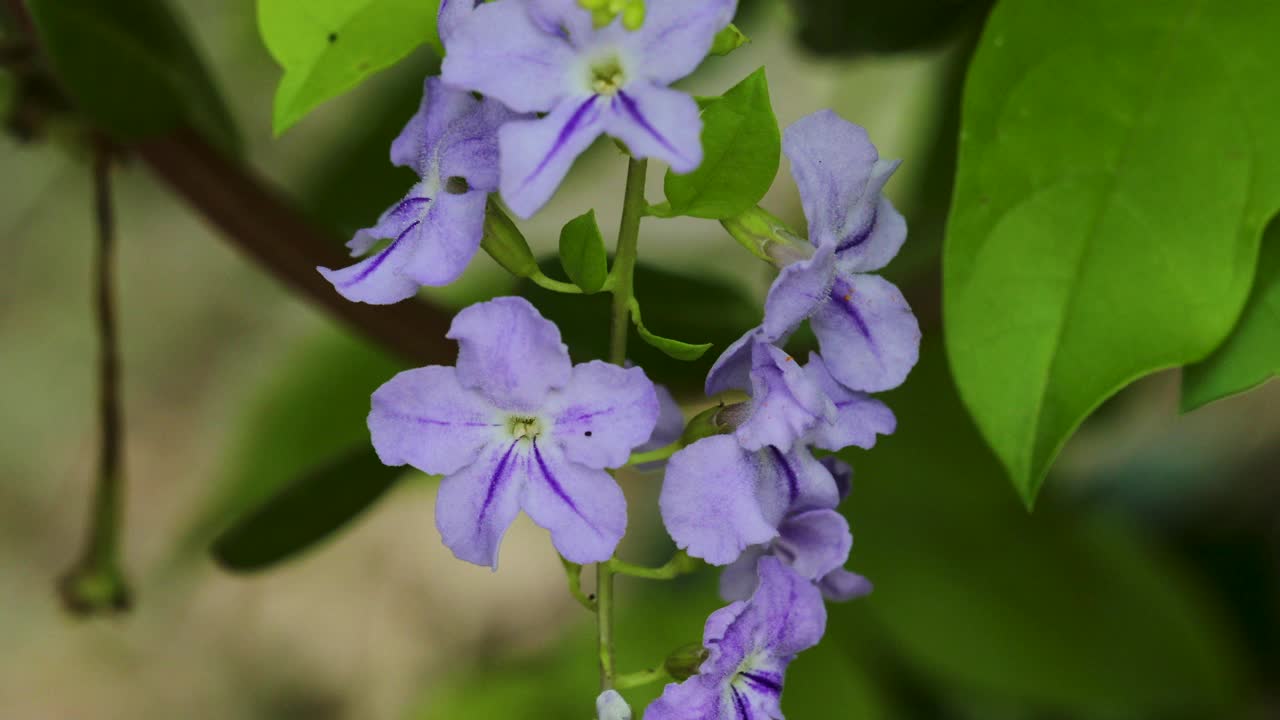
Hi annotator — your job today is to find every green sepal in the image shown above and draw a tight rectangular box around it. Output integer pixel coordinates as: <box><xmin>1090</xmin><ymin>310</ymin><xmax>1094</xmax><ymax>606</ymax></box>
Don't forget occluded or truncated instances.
<box><xmin>709</xmin><ymin>24</ymin><xmax>749</xmax><ymax>57</ymax></box>
<box><xmin>481</xmin><ymin>201</ymin><xmax>540</xmax><ymax>278</ymax></box>
<box><xmin>720</xmin><ymin>205</ymin><xmax>807</xmax><ymax>264</ymax></box>
<box><xmin>558</xmin><ymin>209</ymin><xmax>609</xmax><ymax>293</ymax></box>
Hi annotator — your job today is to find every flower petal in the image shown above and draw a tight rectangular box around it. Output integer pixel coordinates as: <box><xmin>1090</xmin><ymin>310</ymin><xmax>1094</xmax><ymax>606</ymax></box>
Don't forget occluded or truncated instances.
<box><xmin>819</xmin><ymin>568</ymin><xmax>873</xmax><ymax>602</ymax></box>
<box><xmin>499</xmin><ymin>96</ymin><xmax>607</xmax><ymax>218</ymax></box>
<box><xmin>804</xmin><ymin>352</ymin><xmax>897</xmax><ymax>451</ymax></box>
<box><xmin>436</xmin><ymin>0</ymin><xmax>479</xmax><ymax>48</ymax></box>
<box><xmin>318</xmin><ymin>195</ymin><xmax>429</xmax><ymax>305</ymax></box>
<box><xmin>705</xmin><ymin>329</ymin><xmax>756</xmax><ymax>396</ymax></box>
<box><xmin>435</xmin><ymin>440</ymin><xmax>525</xmax><ymax>569</ymax></box>
<box><xmin>810</xmin><ymin>272</ymin><xmax>921</xmax><ymax>393</ymax></box>
<box><xmin>735</xmin><ymin>342</ymin><xmax>833</xmax><ymax>453</ymax></box>
<box><xmin>548</xmin><ymin>361</ymin><xmax>660</xmax><ymax>469</ymax></box>
<box><xmin>643</xmin><ymin>676</ymin><xmax>724</xmax><ymax>720</ymax></box>
<box><xmin>521</xmin><ymin>441</ymin><xmax>626</xmax><ymax>564</ymax></box>
<box><xmin>449</xmin><ymin>297</ymin><xmax>572</xmax><ymax>411</ymax></box>
<box><xmin>622</xmin><ymin>0</ymin><xmax>738</xmax><ymax>86</ymax></box>
<box><xmin>397</xmin><ymin>190</ymin><xmax>488</xmax><ymax>286</ymax></box>
<box><xmin>776</xmin><ymin>508</ymin><xmax>852</xmax><ymax>582</ymax></box>
<box><xmin>368</xmin><ymin>366</ymin><xmax>501</xmax><ymax>475</ymax></box>
<box><xmin>440</xmin><ymin>0</ymin><xmax>575</xmax><ymax>113</ymax></box>
<box><xmin>754</xmin><ymin>445</ymin><xmax>840</xmax><ymax>517</ymax></box>
<box><xmin>606</xmin><ymin>82</ymin><xmax>703</xmax><ymax>174</ymax></box>
<box><xmin>718</xmin><ymin>545</ymin><xmax>767</xmax><ymax>602</ymax></box>
<box><xmin>660</xmin><ymin>436</ymin><xmax>778</xmax><ymax>566</ymax></box>
<box><xmin>761</xmin><ymin>244</ymin><xmax>836</xmax><ymax>342</ymax></box>
<box><xmin>784</xmin><ymin>110</ymin><xmax>904</xmax><ymax>272</ymax></box>
<box><xmin>723</xmin><ymin>556</ymin><xmax>827</xmax><ymax>658</ymax></box>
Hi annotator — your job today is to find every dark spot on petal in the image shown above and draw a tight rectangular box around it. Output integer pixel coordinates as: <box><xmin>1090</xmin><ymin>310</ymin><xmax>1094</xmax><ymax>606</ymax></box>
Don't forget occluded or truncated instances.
<box><xmin>327</xmin><ymin>32</ymin><xmax>338</xmax><ymax>43</ymax></box>
<box><xmin>445</xmin><ymin>176</ymin><xmax>470</xmax><ymax>195</ymax></box>
<box><xmin>584</xmin><ymin>431</ymin><xmax>593</xmax><ymax>437</ymax></box>
<box><xmin>470</xmin><ymin>91</ymin><xmax>485</xmax><ymax>102</ymax></box>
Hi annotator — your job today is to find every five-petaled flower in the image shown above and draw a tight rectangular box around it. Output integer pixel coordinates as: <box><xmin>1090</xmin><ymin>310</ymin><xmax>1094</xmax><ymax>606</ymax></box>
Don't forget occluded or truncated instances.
<box><xmin>368</xmin><ymin>297</ymin><xmax>660</xmax><ymax>567</ymax></box>
<box><xmin>318</xmin><ymin>76</ymin><xmax>522</xmax><ymax>305</ymax></box>
<box><xmin>719</xmin><ymin>457</ymin><xmax>873</xmax><ymax>603</ymax></box>
<box><xmin>441</xmin><ymin>0</ymin><xmax>737</xmax><ymax>218</ymax></box>
<box><xmin>753</xmin><ymin>110</ymin><xmax>922</xmax><ymax>393</ymax></box>
<box><xmin>644</xmin><ymin>557</ymin><xmax>826</xmax><ymax>720</ymax></box>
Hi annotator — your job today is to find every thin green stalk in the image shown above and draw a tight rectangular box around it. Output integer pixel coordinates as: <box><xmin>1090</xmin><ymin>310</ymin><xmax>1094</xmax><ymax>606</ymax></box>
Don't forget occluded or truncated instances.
<box><xmin>609</xmin><ymin>551</ymin><xmax>700</xmax><ymax>581</ymax></box>
<box><xmin>597</xmin><ymin>157</ymin><xmax>649</xmax><ymax>693</ymax></box>
<box><xmin>626</xmin><ymin>439</ymin><xmax>682</xmax><ymax>467</ymax></box>
<box><xmin>615</xmin><ymin>665</ymin><xmax>671</xmax><ymax>690</ymax></box>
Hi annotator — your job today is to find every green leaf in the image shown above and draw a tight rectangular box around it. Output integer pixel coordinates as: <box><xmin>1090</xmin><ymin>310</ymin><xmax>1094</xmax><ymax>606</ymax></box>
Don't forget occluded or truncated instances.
<box><xmin>844</xmin><ymin>340</ymin><xmax>1247</xmax><ymax>716</ymax></box>
<box><xmin>709</xmin><ymin>23</ymin><xmax>749</xmax><ymax>57</ymax></box>
<box><xmin>173</xmin><ymin>327</ymin><xmax>403</xmax><ymax>564</ymax></box>
<box><xmin>27</xmin><ymin>0</ymin><xmax>240</xmax><ymax>153</ymax></box>
<box><xmin>260</xmin><ymin>0</ymin><xmax>441</xmax><ymax>135</ymax></box>
<box><xmin>1183</xmin><ymin>218</ymin><xmax>1280</xmax><ymax>409</ymax></box>
<box><xmin>789</xmin><ymin>0</ymin><xmax>991</xmax><ymax>56</ymax></box>
<box><xmin>662</xmin><ymin>67</ymin><xmax>780</xmax><ymax>220</ymax></box>
<box><xmin>558</xmin><ymin>210</ymin><xmax>609</xmax><ymax>293</ymax></box>
<box><xmin>629</xmin><ymin>298</ymin><xmax>712</xmax><ymax>362</ymax></box>
<box><xmin>944</xmin><ymin>0</ymin><xmax>1280</xmax><ymax>503</ymax></box>
<box><xmin>212</xmin><ymin>447</ymin><xmax>405</xmax><ymax>572</ymax></box>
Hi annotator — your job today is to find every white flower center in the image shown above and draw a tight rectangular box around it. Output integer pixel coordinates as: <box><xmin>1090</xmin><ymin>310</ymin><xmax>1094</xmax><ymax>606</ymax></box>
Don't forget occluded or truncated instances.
<box><xmin>507</xmin><ymin>415</ymin><xmax>544</xmax><ymax>441</ymax></box>
<box><xmin>588</xmin><ymin>55</ymin><xmax>627</xmax><ymax>96</ymax></box>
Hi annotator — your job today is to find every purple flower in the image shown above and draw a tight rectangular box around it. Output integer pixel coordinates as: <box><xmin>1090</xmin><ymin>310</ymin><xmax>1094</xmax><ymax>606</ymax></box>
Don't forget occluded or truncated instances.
<box><xmin>758</xmin><ymin>110</ymin><xmax>922</xmax><ymax>392</ymax></box>
<box><xmin>719</xmin><ymin>458</ymin><xmax>873</xmax><ymax>604</ymax></box>
<box><xmin>441</xmin><ymin>0</ymin><xmax>737</xmax><ymax>218</ymax></box>
<box><xmin>706</xmin><ymin>334</ymin><xmax>896</xmax><ymax>454</ymax></box>
<box><xmin>643</xmin><ymin>557</ymin><xmax>826</xmax><ymax>720</ymax></box>
<box><xmin>318</xmin><ymin>76</ymin><xmax>522</xmax><ymax>305</ymax></box>
<box><xmin>368</xmin><ymin>297</ymin><xmax>659</xmax><ymax>567</ymax></box>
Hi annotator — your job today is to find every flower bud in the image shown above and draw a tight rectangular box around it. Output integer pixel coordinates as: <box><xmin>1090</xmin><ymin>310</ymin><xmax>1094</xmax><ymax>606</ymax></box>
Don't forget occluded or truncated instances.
<box><xmin>720</xmin><ymin>206</ymin><xmax>812</xmax><ymax>267</ymax></box>
<box><xmin>663</xmin><ymin>643</ymin><xmax>710</xmax><ymax>682</ymax></box>
<box><xmin>480</xmin><ymin>201</ymin><xmax>539</xmax><ymax>278</ymax></box>
<box><xmin>680</xmin><ymin>404</ymin><xmax>731</xmax><ymax>446</ymax></box>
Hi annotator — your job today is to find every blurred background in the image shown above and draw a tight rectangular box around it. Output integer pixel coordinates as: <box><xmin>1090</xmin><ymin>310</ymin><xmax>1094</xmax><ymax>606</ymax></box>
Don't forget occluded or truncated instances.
<box><xmin>1</xmin><ymin>0</ymin><xmax>1278</xmax><ymax>718</ymax></box>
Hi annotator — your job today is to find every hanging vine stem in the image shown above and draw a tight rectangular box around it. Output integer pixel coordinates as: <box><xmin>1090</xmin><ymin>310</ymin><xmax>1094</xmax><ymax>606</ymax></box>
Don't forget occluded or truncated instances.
<box><xmin>58</xmin><ymin>140</ymin><xmax>132</xmax><ymax>616</ymax></box>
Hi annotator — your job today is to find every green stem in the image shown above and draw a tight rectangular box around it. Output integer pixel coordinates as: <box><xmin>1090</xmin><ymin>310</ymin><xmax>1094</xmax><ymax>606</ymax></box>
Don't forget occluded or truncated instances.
<box><xmin>560</xmin><ymin>555</ymin><xmax>596</xmax><ymax>611</ymax></box>
<box><xmin>615</xmin><ymin>666</ymin><xmax>671</xmax><ymax>690</ymax></box>
<box><xmin>609</xmin><ymin>551</ymin><xmax>700</xmax><ymax>581</ymax></box>
<box><xmin>529</xmin><ymin>271</ymin><xmax>585</xmax><ymax>295</ymax></box>
<box><xmin>597</xmin><ymin>157</ymin><xmax>648</xmax><ymax>693</ymax></box>
<box><xmin>625</xmin><ymin>440</ymin><xmax>682</xmax><ymax>467</ymax></box>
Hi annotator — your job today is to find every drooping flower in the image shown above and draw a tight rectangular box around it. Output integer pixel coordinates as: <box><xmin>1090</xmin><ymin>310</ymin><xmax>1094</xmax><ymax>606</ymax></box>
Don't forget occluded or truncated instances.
<box><xmin>318</xmin><ymin>76</ymin><xmax>522</xmax><ymax>304</ymax></box>
<box><xmin>441</xmin><ymin>0</ymin><xmax>737</xmax><ymax>218</ymax></box>
<box><xmin>756</xmin><ymin>110</ymin><xmax>922</xmax><ymax>393</ymax></box>
<box><xmin>719</xmin><ymin>457</ymin><xmax>872</xmax><ymax>603</ymax></box>
<box><xmin>643</xmin><ymin>557</ymin><xmax>826</xmax><ymax>720</ymax></box>
<box><xmin>369</xmin><ymin>297</ymin><xmax>659</xmax><ymax>567</ymax></box>
<box><xmin>662</xmin><ymin>338</ymin><xmax>893</xmax><ymax>566</ymax></box>
<box><xmin>597</xmin><ymin>689</ymin><xmax>633</xmax><ymax>720</ymax></box>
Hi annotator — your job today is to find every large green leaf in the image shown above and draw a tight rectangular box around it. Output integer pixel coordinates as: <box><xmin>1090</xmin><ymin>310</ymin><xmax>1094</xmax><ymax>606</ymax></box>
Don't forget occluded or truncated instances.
<box><xmin>843</xmin><ymin>339</ymin><xmax>1247</xmax><ymax>716</ymax></box>
<box><xmin>174</xmin><ymin>327</ymin><xmax>404</xmax><ymax>562</ymax></box>
<box><xmin>944</xmin><ymin>0</ymin><xmax>1280</xmax><ymax>502</ymax></box>
<box><xmin>28</xmin><ymin>0</ymin><xmax>239</xmax><ymax>152</ymax></box>
<box><xmin>660</xmin><ymin>67</ymin><xmax>780</xmax><ymax>220</ymax></box>
<box><xmin>1182</xmin><ymin>220</ymin><xmax>1280</xmax><ymax>409</ymax></box>
<box><xmin>259</xmin><ymin>0</ymin><xmax>441</xmax><ymax>135</ymax></box>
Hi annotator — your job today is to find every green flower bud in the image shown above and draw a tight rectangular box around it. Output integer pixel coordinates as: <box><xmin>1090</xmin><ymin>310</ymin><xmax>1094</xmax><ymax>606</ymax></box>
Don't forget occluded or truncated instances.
<box><xmin>681</xmin><ymin>404</ymin><xmax>731</xmax><ymax>446</ymax></box>
<box><xmin>664</xmin><ymin>643</ymin><xmax>710</xmax><ymax>682</ymax></box>
<box><xmin>720</xmin><ymin>206</ymin><xmax>812</xmax><ymax>266</ymax></box>
<box><xmin>481</xmin><ymin>201</ymin><xmax>539</xmax><ymax>278</ymax></box>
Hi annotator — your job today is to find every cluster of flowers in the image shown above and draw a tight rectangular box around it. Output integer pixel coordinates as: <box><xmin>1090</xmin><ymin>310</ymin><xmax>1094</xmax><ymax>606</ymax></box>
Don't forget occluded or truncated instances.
<box><xmin>315</xmin><ymin>1</ymin><xmax>920</xmax><ymax>718</ymax></box>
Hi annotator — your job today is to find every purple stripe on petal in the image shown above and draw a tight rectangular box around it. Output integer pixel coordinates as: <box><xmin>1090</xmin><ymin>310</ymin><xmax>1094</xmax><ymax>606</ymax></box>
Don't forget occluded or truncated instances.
<box><xmin>741</xmin><ymin>671</ymin><xmax>782</xmax><ymax>695</ymax></box>
<box><xmin>478</xmin><ymin>441</ymin><xmax>520</xmax><ymax>524</ymax></box>
<box><xmin>832</xmin><ymin>278</ymin><xmax>874</xmax><ymax>344</ymax></box>
<box><xmin>339</xmin><ymin>221</ymin><xmax>420</xmax><ymax>287</ymax></box>
<box><xmin>522</xmin><ymin>96</ymin><xmax>599</xmax><ymax>189</ymax></box>
<box><xmin>767</xmin><ymin>447</ymin><xmax>800</xmax><ymax>504</ymax></box>
<box><xmin>835</xmin><ymin>205</ymin><xmax>879</xmax><ymax>253</ymax></box>
<box><xmin>615</xmin><ymin>90</ymin><xmax>681</xmax><ymax>157</ymax></box>
<box><xmin>532</xmin><ymin>440</ymin><xmax>599</xmax><ymax>534</ymax></box>
<box><xmin>731</xmin><ymin>686</ymin><xmax>753</xmax><ymax>720</ymax></box>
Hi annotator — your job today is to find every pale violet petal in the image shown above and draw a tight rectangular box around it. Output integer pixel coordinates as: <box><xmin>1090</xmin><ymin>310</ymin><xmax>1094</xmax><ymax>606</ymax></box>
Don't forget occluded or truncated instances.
<box><xmin>804</xmin><ymin>352</ymin><xmax>897</xmax><ymax>451</ymax></box>
<box><xmin>548</xmin><ymin>361</ymin><xmax>660</xmax><ymax>469</ymax></box>
<box><xmin>775</xmin><ymin>508</ymin><xmax>852</xmax><ymax>582</ymax></box>
<box><xmin>521</xmin><ymin>441</ymin><xmax>627</xmax><ymax>564</ymax></box>
<box><xmin>435</xmin><ymin>440</ymin><xmax>525</xmax><ymax>569</ymax></box>
<box><xmin>449</xmin><ymin>297</ymin><xmax>573</xmax><ymax>410</ymax></box>
<box><xmin>735</xmin><ymin>342</ymin><xmax>833</xmax><ymax>453</ymax></box>
<box><xmin>368</xmin><ymin>366</ymin><xmax>501</xmax><ymax>475</ymax></box>
<box><xmin>499</xmin><ymin>96</ymin><xmax>607</xmax><ymax>218</ymax></box>
<box><xmin>783</xmin><ymin>110</ymin><xmax>881</xmax><ymax>250</ymax></box>
<box><xmin>606</xmin><ymin>83</ymin><xmax>703</xmax><ymax>174</ymax></box>
<box><xmin>761</xmin><ymin>244</ymin><xmax>836</xmax><ymax>342</ymax></box>
<box><xmin>623</xmin><ymin>0</ymin><xmax>738</xmax><ymax>85</ymax></box>
<box><xmin>398</xmin><ymin>190</ymin><xmax>488</xmax><ymax>287</ymax></box>
<box><xmin>810</xmin><ymin>272</ymin><xmax>921</xmax><ymax>393</ymax></box>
